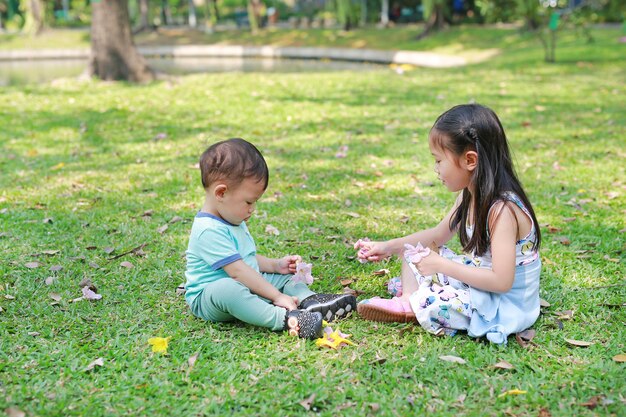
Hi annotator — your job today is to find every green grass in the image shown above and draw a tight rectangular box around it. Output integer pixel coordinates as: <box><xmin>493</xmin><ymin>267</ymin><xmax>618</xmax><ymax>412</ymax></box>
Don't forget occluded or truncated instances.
<box><xmin>1</xmin><ymin>27</ymin><xmax>625</xmax><ymax>416</ymax></box>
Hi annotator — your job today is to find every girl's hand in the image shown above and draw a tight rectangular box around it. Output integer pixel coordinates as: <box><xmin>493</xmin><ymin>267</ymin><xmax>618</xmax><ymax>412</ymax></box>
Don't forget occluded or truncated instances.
<box><xmin>277</xmin><ymin>255</ymin><xmax>302</xmax><ymax>274</ymax></box>
<box><xmin>414</xmin><ymin>251</ymin><xmax>443</xmax><ymax>276</ymax></box>
<box><xmin>355</xmin><ymin>240</ymin><xmax>391</xmax><ymax>262</ymax></box>
<box><xmin>273</xmin><ymin>293</ymin><xmax>298</xmax><ymax>311</ymax></box>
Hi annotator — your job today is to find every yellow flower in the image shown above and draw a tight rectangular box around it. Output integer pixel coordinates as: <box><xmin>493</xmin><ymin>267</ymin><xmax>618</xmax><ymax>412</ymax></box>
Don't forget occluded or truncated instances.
<box><xmin>148</xmin><ymin>337</ymin><xmax>171</xmax><ymax>354</ymax></box>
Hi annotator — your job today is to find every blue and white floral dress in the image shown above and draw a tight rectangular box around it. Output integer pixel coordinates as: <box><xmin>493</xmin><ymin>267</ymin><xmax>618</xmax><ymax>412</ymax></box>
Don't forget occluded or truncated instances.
<box><xmin>408</xmin><ymin>192</ymin><xmax>541</xmax><ymax>344</ymax></box>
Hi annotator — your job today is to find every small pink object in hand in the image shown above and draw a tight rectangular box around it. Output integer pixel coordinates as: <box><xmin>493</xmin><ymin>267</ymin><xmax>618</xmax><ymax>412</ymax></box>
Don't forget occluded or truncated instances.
<box><xmin>354</xmin><ymin>238</ymin><xmax>371</xmax><ymax>263</ymax></box>
<box><xmin>403</xmin><ymin>243</ymin><xmax>431</xmax><ymax>263</ymax></box>
<box><xmin>292</xmin><ymin>262</ymin><xmax>313</xmax><ymax>284</ymax></box>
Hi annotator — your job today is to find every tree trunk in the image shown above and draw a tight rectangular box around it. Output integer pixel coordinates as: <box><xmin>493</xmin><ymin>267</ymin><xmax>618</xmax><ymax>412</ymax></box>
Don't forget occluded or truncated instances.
<box><xmin>90</xmin><ymin>0</ymin><xmax>155</xmax><ymax>83</ymax></box>
<box><xmin>380</xmin><ymin>0</ymin><xmax>389</xmax><ymax>26</ymax></box>
<box><xmin>161</xmin><ymin>0</ymin><xmax>172</xmax><ymax>25</ymax></box>
<box><xmin>416</xmin><ymin>4</ymin><xmax>446</xmax><ymax>40</ymax></box>
<box><xmin>188</xmin><ymin>0</ymin><xmax>197</xmax><ymax>27</ymax></box>
<box><xmin>133</xmin><ymin>0</ymin><xmax>150</xmax><ymax>33</ymax></box>
<box><xmin>21</xmin><ymin>0</ymin><xmax>45</xmax><ymax>35</ymax></box>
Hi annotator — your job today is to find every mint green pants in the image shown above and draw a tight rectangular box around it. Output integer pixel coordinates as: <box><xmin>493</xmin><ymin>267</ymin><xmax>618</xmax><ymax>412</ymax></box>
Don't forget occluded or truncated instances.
<box><xmin>190</xmin><ymin>273</ymin><xmax>315</xmax><ymax>331</ymax></box>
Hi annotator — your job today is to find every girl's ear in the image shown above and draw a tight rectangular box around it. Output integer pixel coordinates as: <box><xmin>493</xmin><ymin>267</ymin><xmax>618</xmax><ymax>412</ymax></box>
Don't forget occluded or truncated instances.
<box><xmin>464</xmin><ymin>151</ymin><xmax>478</xmax><ymax>172</ymax></box>
<box><xmin>214</xmin><ymin>183</ymin><xmax>228</xmax><ymax>200</ymax></box>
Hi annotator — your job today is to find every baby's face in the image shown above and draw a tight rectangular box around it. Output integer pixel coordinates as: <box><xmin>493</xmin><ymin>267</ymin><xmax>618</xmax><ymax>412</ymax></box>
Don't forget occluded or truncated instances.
<box><xmin>217</xmin><ymin>178</ymin><xmax>266</xmax><ymax>225</ymax></box>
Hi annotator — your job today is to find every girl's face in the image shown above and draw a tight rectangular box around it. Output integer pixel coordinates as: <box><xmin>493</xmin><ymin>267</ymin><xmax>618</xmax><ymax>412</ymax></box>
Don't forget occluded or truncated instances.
<box><xmin>428</xmin><ymin>137</ymin><xmax>474</xmax><ymax>193</ymax></box>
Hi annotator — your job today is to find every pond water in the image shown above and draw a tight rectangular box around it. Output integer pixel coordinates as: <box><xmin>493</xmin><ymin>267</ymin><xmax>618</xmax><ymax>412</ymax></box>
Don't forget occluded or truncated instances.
<box><xmin>0</xmin><ymin>56</ymin><xmax>385</xmax><ymax>86</ymax></box>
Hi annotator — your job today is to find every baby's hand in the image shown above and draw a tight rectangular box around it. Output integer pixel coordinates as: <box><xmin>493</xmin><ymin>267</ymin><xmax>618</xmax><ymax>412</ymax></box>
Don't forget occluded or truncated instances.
<box><xmin>273</xmin><ymin>293</ymin><xmax>298</xmax><ymax>311</ymax></box>
<box><xmin>277</xmin><ymin>255</ymin><xmax>301</xmax><ymax>274</ymax></box>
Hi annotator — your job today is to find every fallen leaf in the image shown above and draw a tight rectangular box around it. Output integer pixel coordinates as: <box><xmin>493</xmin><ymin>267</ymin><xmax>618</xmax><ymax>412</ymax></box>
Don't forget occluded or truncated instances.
<box><xmin>85</xmin><ymin>357</ymin><xmax>104</xmax><ymax>372</ymax></box>
<box><xmin>612</xmin><ymin>354</ymin><xmax>626</xmax><ymax>362</ymax></box>
<box><xmin>28</xmin><ymin>331</ymin><xmax>40</xmax><ymax>337</ymax></box>
<box><xmin>439</xmin><ymin>355</ymin><xmax>466</xmax><ymax>364</ymax></box>
<box><xmin>539</xmin><ymin>299</ymin><xmax>551</xmax><ymax>308</ymax></box>
<box><xmin>45</xmin><ymin>276</ymin><xmax>56</xmax><ymax>285</ymax></box>
<box><xmin>120</xmin><ymin>261</ymin><xmax>134</xmax><ymax>269</ymax></box>
<box><xmin>557</xmin><ymin>236</ymin><xmax>571</xmax><ymax>245</ymax></box>
<box><xmin>103</xmin><ymin>247</ymin><xmax>115</xmax><ymax>254</ymax></box>
<box><xmin>493</xmin><ymin>360</ymin><xmax>515</xmax><ymax>370</ymax></box>
<box><xmin>299</xmin><ymin>393</ymin><xmax>316</xmax><ymax>411</ymax></box>
<box><xmin>498</xmin><ymin>389</ymin><xmax>527</xmax><ymax>398</ymax></box>
<box><xmin>4</xmin><ymin>407</ymin><xmax>25</xmax><ymax>417</ymax></box>
<box><xmin>49</xmin><ymin>265</ymin><xmax>63</xmax><ymax>272</ymax></box>
<box><xmin>79</xmin><ymin>278</ymin><xmax>97</xmax><ymax>291</ymax></box>
<box><xmin>169</xmin><ymin>216</ymin><xmax>183</xmax><ymax>224</ymax></box>
<box><xmin>4</xmin><ymin>294</ymin><xmax>15</xmax><ymax>300</ymax></box>
<box><xmin>539</xmin><ymin>407</ymin><xmax>552</xmax><ymax>417</ymax></box>
<box><xmin>265</xmin><ymin>224</ymin><xmax>280</xmax><ymax>236</ymax></box>
<box><xmin>82</xmin><ymin>286</ymin><xmax>102</xmax><ymax>301</ymax></box>
<box><xmin>43</xmin><ymin>218</ymin><xmax>54</xmax><ymax>224</ymax></box>
<box><xmin>346</xmin><ymin>212</ymin><xmax>360</xmax><ymax>218</ymax></box>
<box><xmin>49</xmin><ymin>293</ymin><xmax>61</xmax><ymax>302</ymax></box>
<box><xmin>42</xmin><ymin>250</ymin><xmax>60</xmax><ymax>256</ymax></box>
<box><xmin>25</xmin><ymin>262</ymin><xmax>41</xmax><ymax>268</ymax></box>
<box><xmin>580</xmin><ymin>395</ymin><xmax>603</xmax><ymax>409</ymax></box>
<box><xmin>369</xmin><ymin>403</ymin><xmax>381</xmax><ymax>412</ymax></box>
<box><xmin>340</xmin><ymin>278</ymin><xmax>353</xmax><ymax>286</ymax></box>
<box><xmin>372</xmin><ymin>269</ymin><xmax>390</xmax><ymax>276</ymax></box>
<box><xmin>555</xmin><ymin>310</ymin><xmax>574</xmax><ymax>320</ymax></box>
<box><xmin>157</xmin><ymin>224</ymin><xmax>168</xmax><ymax>234</ymax></box>
<box><xmin>188</xmin><ymin>352</ymin><xmax>199</xmax><ymax>371</ymax></box>
<box><xmin>50</xmin><ymin>162</ymin><xmax>65</xmax><ymax>170</ymax></box>
<box><xmin>515</xmin><ymin>329</ymin><xmax>536</xmax><ymax>348</ymax></box>
<box><xmin>565</xmin><ymin>338</ymin><xmax>593</xmax><ymax>347</ymax></box>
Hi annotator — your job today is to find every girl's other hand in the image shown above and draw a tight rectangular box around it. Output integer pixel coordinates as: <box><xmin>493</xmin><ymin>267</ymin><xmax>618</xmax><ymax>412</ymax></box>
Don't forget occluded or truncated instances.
<box><xmin>277</xmin><ymin>255</ymin><xmax>301</xmax><ymax>274</ymax></box>
<box><xmin>414</xmin><ymin>251</ymin><xmax>442</xmax><ymax>276</ymax></box>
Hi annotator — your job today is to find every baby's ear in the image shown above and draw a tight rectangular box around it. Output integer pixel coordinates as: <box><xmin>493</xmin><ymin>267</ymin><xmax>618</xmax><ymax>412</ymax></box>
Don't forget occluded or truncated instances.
<box><xmin>214</xmin><ymin>183</ymin><xmax>228</xmax><ymax>199</ymax></box>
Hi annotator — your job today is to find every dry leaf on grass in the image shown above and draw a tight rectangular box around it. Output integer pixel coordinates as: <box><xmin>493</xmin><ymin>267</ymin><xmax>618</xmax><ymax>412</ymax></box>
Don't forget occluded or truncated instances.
<box><xmin>439</xmin><ymin>355</ymin><xmax>466</xmax><ymax>364</ymax></box>
<box><xmin>493</xmin><ymin>360</ymin><xmax>515</xmax><ymax>370</ymax></box>
<box><xmin>5</xmin><ymin>407</ymin><xmax>25</xmax><ymax>417</ymax></box>
<box><xmin>612</xmin><ymin>353</ymin><xmax>626</xmax><ymax>362</ymax></box>
<box><xmin>565</xmin><ymin>338</ymin><xmax>593</xmax><ymax>347</ymax></box>
<box><xmin>515</xmin><ymin>329</ymin><xmax>536</xmax><ymax>348</ymax></box>
<box><xmin>265</xmin><ymin>225</ymin><xmax>280</xmax><ymax>236</ymax></box>
<box><xmin>299</xmin><ymin>393</ymin><xmax>316</xmax><ymax>411</ymax></box>
<box><xmin>85</xmin><ymin>357</ymin><xmax>104</xmax><ymax>372</ymax></box>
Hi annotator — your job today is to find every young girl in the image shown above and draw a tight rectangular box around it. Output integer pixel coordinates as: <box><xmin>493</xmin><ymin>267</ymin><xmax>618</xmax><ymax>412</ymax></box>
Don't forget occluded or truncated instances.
<box><xmin>356</xmin><ymin>104</ymin><xmax>541</xmax><ymax>344</ymax></box>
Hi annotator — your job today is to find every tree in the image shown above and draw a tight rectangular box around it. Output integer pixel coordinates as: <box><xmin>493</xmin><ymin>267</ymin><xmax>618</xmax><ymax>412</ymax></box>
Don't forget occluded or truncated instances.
<box><xmin>89</xmin><ymin>0</ymin><xmax>155</xmax><ymax>82</ymax></box>
<box><xmin>21</xmin><ymin>0</ymin><xmax>45</xmax><ymax>35</ymax></box>
<box><xmin>133</xmin><ymin>0</ymin><xmax>150</xmax><ymax>33</ymax></box>
<box><xmin>417</xmin><ymin>0</ymin><xmax>448</xmax><ymax>39</ymax></box>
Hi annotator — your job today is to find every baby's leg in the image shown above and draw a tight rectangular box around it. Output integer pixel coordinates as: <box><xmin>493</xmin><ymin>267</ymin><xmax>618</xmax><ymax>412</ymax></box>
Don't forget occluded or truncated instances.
<box><xmin>409</xmin><ymin>283</ymin><xmax>472</xmax><ymax>336</ymax></box>
<box><xmin>263</xmin><ymin>272</ymin><xmax>315</xmax><ymax>303</ymax></box>
<box><xmin>193</xmin><ymin>278</ymin><xmax>287</xmax><ymax>331</ymax></box>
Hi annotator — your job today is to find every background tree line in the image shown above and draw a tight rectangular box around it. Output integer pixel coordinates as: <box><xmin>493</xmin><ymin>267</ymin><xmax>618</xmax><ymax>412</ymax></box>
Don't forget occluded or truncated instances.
<box><xmin>1</xmin><ymin>0</ymin><xmax>623</xmax><ymax>34</ymax></box>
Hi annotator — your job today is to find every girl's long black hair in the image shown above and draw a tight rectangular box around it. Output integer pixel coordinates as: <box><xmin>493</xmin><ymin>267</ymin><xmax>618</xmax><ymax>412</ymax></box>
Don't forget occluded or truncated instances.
<box><xmin>430</xmin><ymin>104</ymin><xmax>541</xmax><ymax>256</ymax></box>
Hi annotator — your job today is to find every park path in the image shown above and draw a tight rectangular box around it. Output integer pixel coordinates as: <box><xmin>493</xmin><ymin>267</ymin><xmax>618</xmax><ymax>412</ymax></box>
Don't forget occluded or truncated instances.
<box><xmin>0</xmin><ymin>45</ymin><xmax>474</xmax><ymax>68</ymax></box>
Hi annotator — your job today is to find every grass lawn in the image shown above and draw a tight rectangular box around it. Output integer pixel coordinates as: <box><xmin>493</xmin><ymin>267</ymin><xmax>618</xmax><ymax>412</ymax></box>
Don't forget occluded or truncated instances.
<box><xmin>1</xmin><ymin>26</ymin><xmax>625</xmax><ymax>416</ymax></box>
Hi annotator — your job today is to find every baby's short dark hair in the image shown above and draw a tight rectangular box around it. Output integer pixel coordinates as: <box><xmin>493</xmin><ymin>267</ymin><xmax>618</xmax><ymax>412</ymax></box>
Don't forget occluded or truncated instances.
<box><xmin>199</xmin><ymin>138</ymin><xmax>269</xmax><ymax>190</ymax></box>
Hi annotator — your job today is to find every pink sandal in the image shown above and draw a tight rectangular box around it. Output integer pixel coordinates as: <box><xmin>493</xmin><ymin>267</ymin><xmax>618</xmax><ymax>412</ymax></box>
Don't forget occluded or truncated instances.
<box><xmin>357</xmin><ymin>297</ymin><xmax>416</xmax><ymax>323</ymax></box>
